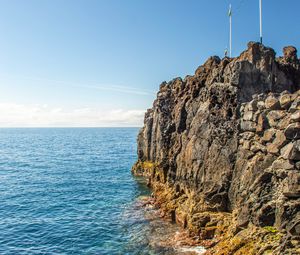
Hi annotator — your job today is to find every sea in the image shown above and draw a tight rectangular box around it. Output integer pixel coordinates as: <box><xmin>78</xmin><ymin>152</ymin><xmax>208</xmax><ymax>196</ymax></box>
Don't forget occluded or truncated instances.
<box><xmin>0</xmin><ymin>128</ymin><xmax>205</xmax><ymax>255</ymax></box>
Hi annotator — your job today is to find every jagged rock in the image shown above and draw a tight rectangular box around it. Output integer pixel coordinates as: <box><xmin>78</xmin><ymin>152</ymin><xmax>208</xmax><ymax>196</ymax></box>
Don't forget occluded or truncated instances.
<box><xmin>240</xmin><ymin>120</ymin><xmax>256</xmax><ymax>132</ymax></box>
<box><xmin>262</xmin><ymin>129</ymin><xmax>276</xmax><ymax>143</ymax></box>
<box><xmin>283</xmin><ymin>46</ymin><xmax>298</xmax><ymax>63</ymax></box>
<box><xmin>250</xmin><ymin>142</ymin><xmax>266</xmax><ymax>153</ymax></box>
<box><xmin>289</xmin><ymin>140</ymin><xmax>300</xmax><ymax>160</ymax></box>
<box><xmin>284</xmin><ymin>123</ymin><xmax>300</xmax><ymax>140</ymax></box>
<box><xmin>243</xmin><ymin>109</ymin><xmax>254</xmax><ymax>121</ymax></box>
<box><xmin>283</xmin><ymin>171</ymin><xmax>300</xmax><ymax>198</ymax></box>
<box><xmin>267</xmin><ymin>130</ymin><xmax>288</xmax><ymax>154</ymax></box>
<box><xmin>265</xmin><ymin>95</ymin><xmax>281</xmax><ymax>110</ymax></box>
<box><xmin>132</xmin><ymin>43</ymin><xmax>300</xmax><ymax>255</ymax></box>
<box><xmin>289</xmin><ymin>98</ymin><xmax>300</xmax><ymax>113</ymax></box>
<box><xmin>280</xmin><ymin>93</ymin><xmax>293</xmax><ymax>109</ymax></box>
<box><xmin>281</xmin><ymin>142</ymin><xmax>294</xmax><ymax>160</ymax></box>
<box><xmin>256</xmin><ymin>113</ymin><xmax>268</xmax><ymax>133</ymax></box>
<box><xmin>291</xmin><ymin>111</ymin><xmax>300</xmax><ymax>122</ymax></box>
<box><xmin>267</xmin><ymin>110</ymin><xmax>286</xmax><ymax>128</ymax></box>
<box><xmin>272</xmin><ymin>158</ymin><xmax>294</xmax><ymax>170</ymax></box>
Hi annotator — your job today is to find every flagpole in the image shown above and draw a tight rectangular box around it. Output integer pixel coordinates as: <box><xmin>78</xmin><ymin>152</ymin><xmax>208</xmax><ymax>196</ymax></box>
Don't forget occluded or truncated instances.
<box><xmin>259</xmin><ymin>0</ymin><xmax>263</xmax><ymax>44</ymax></box>
<box><xmin>229</xmin><ymin>4</ymin><xmax>232</xmax><ymax>57</ymax></box>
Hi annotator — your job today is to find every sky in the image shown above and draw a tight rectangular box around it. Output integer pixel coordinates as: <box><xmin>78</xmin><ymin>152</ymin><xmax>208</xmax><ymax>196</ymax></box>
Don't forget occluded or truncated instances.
<box><xmin>0</xmin><ymin>0</ymin><xmax>299</xmax><ymax>127</ymax></box>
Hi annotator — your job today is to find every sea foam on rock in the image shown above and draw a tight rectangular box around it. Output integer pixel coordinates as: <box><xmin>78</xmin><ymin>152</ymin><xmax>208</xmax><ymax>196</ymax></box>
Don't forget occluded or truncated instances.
<box><xmin>132</xmin><ymin>42</ymin><xmax>300</xmax><ymax>254</ymax></box>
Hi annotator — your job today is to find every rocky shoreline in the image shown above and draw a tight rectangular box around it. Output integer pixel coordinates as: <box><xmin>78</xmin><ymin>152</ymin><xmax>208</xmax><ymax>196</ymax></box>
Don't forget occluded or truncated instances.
<box><xmin>132</xmin><ymin>42</ymin><xmax>300</xmax><ymax>254</ymax></box>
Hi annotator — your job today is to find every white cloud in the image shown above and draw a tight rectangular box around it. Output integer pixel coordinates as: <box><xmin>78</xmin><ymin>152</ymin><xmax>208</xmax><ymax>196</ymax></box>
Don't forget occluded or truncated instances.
<box><xmin>0</xmin><ymin>103</ymin><xmax>145</xmax><ymax>127</ymax></box>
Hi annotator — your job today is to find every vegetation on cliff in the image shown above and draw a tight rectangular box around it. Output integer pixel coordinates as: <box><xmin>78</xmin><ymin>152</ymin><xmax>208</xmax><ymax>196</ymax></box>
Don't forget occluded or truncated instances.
<box><xmin>132</xmin><ymin>42</ymin><xmax>300</xmax><ymax>254</ymax></box>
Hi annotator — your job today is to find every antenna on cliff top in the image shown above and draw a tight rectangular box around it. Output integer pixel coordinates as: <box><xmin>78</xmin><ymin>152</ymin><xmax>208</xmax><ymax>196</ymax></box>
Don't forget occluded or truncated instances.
<box><xmin>259</xmin><ymin>0</ymin><xmax>263</xmax><ymax>44</ymax></box>
<box><xmin>228</xmin><ymin>4</ymin><xmax>232</xmax><ymax>57</ymax></box>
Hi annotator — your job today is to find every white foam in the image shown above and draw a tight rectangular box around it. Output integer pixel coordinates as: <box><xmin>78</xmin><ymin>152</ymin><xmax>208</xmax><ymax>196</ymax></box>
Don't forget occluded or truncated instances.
<box><xmin>178</xmin><ymin>246</ymin><xmax>206</xmax><ymax>254</ymax></box>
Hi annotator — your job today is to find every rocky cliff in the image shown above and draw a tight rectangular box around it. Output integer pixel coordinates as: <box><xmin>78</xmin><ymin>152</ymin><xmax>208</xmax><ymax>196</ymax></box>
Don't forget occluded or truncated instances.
<box><xmin>132</xmin><ymin>42</ymin><xmax>300</xmax><ymax>255</ymax></box>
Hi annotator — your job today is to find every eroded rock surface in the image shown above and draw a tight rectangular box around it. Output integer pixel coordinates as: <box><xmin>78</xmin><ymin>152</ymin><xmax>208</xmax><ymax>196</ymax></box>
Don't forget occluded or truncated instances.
<box><xmin>132</xmin><ymin>42</ymin><xmax>300</xmax><ymax>254</ymax></box>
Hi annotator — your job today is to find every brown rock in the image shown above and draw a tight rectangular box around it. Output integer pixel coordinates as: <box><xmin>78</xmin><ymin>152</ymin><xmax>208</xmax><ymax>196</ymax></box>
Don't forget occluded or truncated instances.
<box><xmin>283</xmin><ymin>171</ymin><xmax>300</xmax><ymax>198</ymax></box>
<box><xmin>240</xmin><ymin>120</ymin><xmax>256</xmax><ymax>132</ymax></box>
<box><xmin>283</xmin><ymin>46</ymin><xmax>298</xmax><ymax>63</ymax></box>
<box><xmin>267</xmin><ymin>130</ymin><xmax>288</xmax><ymax>154</ymax></box>
<box><xmin>289</xmin><ymin>98</ymin><xmax>300</xmax><ymax>113</ymax></box>
<box><xmin>243</xmin><ymin>110</ymin><xmax>254</xmax><ymax>121</ymax></box>
<box><xmin>277</xmin><ymin>116</ymin><xmax>291</xmax><ymax>130</ymax></box>
<box><xmin>290</xmin><ymin>140</ymin><xmax>300</xmax><ymax>161</ymax></box>
<box><xmin>272</xmin><ymin>158</ymin><xmax>294</xmax><ymax>170</ymax></box>
<box><xmin>279</xmin><ymin>94</ymin><xmax>293</xmax><ymax>109</ymax></box>
<box><xmin>290</xmin><ymin>110</ymin><xmax>300</xmax><ymax>122</ymax></box>
<box><xmin>262</xmin><ymin>129</ymin><xmax>276</xmax><ymax>142</ymax></box>
<box><xmin>246</xmin><ymin>99</ymin><xmax>258</xmax><ymax>111</ymax></box>
<box><xmin>256</xmin><ymin>113</ymin><xmax>268</xmax><ymax>133</ymax></box>
<box><xmin>250</xmin><ymin>142</ymin><xmax>266</xmax><ymax>153</ymax></box>
<box><xmin>265</xmin><ymin>96</ymin><xmax>281</xmax><ymax>110</ymax></box>
<box><xmin>281</xmin><ymin>143</ymin><xmax>294</xmax><ymax>160</ymax></box>
<box><xmin>266</xmin><ymin>110</ymin><xmax>286</xmax><ymax>128</ymax></box>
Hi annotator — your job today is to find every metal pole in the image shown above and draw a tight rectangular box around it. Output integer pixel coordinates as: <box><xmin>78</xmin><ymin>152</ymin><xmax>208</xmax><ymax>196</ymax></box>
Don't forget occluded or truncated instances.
<box><xmin>229</xmin><ymin>4</ymin><xmax>232</xmax><ymax>57</ymax></box>
<box><xmin>259</xmin><ymin>0</ymin><xmax>263</xmax><ymax>44</ymax></box>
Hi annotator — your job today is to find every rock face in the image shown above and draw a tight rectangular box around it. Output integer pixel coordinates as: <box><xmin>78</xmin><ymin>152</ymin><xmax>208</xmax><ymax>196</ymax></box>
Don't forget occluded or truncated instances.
<box><xmin>132</xmin><ymin>42</ymin><xmax>300</xmax><ymax>254</ymax></box>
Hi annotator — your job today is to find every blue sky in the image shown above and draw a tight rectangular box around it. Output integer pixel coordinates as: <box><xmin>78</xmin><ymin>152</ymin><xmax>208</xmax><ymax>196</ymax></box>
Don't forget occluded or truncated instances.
<box><xmin>0</xmin><ymin>0</ymin><xmax>299</xmax><ymax>127</ymax></box>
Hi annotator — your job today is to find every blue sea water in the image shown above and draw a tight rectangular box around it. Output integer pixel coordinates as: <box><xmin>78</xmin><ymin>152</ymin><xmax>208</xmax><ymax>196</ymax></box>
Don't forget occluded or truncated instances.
<box><xmin>0</xmin><ymin>128</ymin><xmax>181</xmax><ymax>255</ymax></box>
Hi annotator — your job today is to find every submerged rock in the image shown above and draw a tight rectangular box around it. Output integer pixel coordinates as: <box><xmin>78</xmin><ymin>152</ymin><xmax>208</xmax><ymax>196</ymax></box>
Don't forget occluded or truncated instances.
<box><xmin>132</xmin><ymin>42</ymin><xmax>300</xmax><ymax>254</ymax></box>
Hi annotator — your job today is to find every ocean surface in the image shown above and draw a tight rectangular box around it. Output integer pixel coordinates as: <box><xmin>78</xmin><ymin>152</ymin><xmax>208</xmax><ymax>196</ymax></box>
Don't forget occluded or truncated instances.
<box><xmin>0</xmin><ymin>128</ymin><xmax>197</xmax><ymax>255</ymax></box>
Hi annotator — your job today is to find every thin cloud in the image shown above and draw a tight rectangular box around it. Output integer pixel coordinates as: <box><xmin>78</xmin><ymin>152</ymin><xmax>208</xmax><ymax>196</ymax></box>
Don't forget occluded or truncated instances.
<box><xmin>0</xmin><ymin>74</ymin><xmax>155</xmax><ymax>96</ymax></box>
<box><xmin>0</xmin><ymin>103</ymin><xmax>145</xmax><ymax>127</ymax></box>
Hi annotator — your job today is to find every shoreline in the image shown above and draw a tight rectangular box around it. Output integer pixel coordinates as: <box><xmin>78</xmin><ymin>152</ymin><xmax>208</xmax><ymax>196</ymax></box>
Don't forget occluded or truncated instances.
<box><xmin>135</xmin><ymin>194</ymin><xmax>207</xmax><ymax>255</ymax></box>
